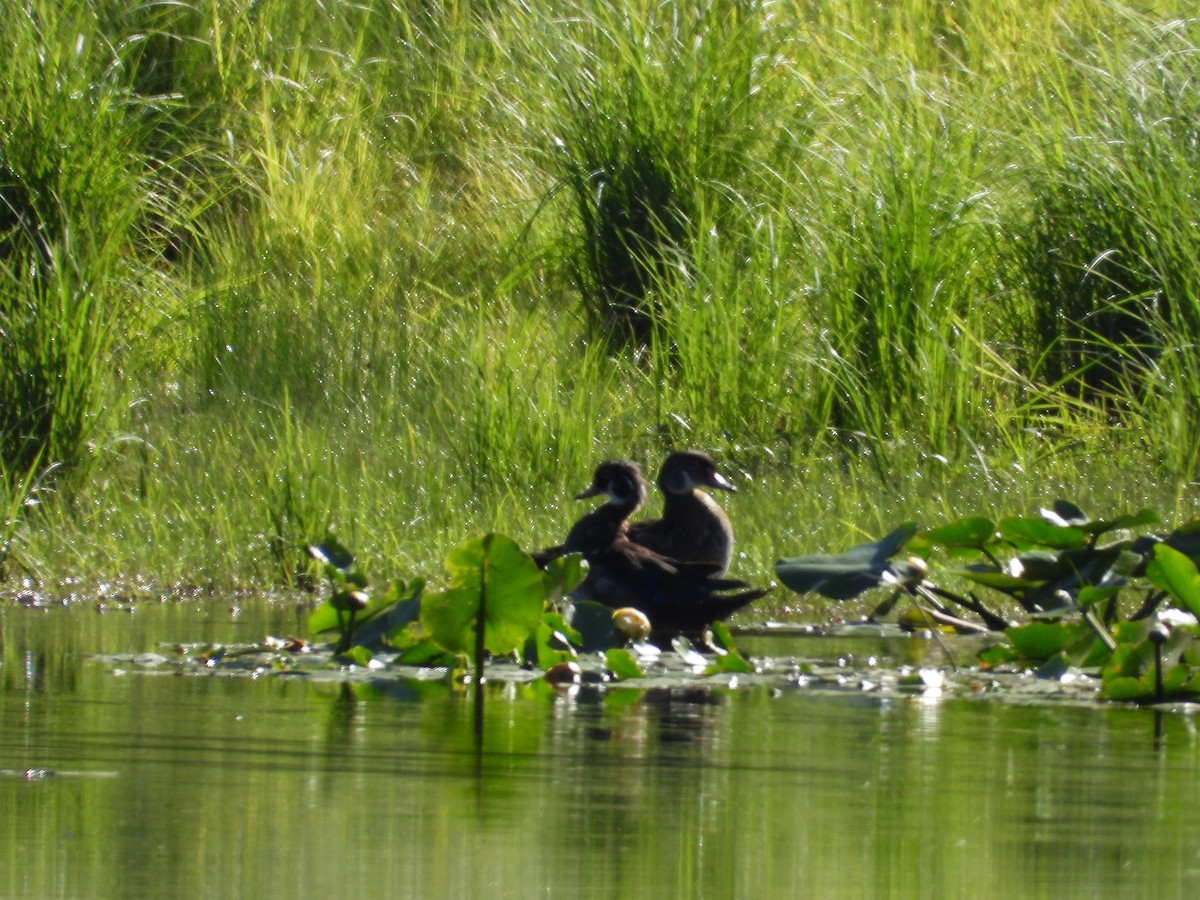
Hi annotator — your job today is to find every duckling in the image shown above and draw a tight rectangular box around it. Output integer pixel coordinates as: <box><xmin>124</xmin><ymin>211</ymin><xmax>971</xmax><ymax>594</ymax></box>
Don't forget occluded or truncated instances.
<box><xmin>576</xmin><ymin>536</ymin><xmax>769</xmax><ymax>637</ymax></box>
<box><xmin>533</xmin><ymin>459</ymin><xmax>768</xmax><ymax>636</ymax></box>
<box><xmin>626</xmin><ymin>450</ymin><xmax>736</xmax><ymax>575</ymax></box>
<box><xmin>530</xmin><ymin>460</ymin><xmax>647</xmax><ymax>569</ymax></box>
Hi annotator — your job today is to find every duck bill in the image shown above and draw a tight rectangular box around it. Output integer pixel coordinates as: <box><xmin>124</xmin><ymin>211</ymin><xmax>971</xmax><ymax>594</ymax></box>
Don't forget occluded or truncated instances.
<box><xmin>708</xmin><ymin>472</ymin><xmax>736</xmax><ymax>492</ymax></box>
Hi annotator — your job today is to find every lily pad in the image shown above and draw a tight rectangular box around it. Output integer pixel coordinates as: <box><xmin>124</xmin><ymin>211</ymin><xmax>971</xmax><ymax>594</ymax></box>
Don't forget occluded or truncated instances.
<box><xmin>998</xmin><ymin>516</ymin><xmax>1087</xmax><ymax>550</ymax></box>
<box><xmin>1146</xmin><ymin>544</ymin><xmax>1200</xmax><ymax>618</ymax></box>
<box><xmin>1040</xmin><ymin>501</ymin><xmax>1160</xmax><ymax>537</ymax></box>
<box><xmin>922</xmin><ymin>516</ymin><xmax>996</xmax><ymax>550</ymax></box>
<box><xmin>604</xmin><ymin>648</ymin><xmax>644</xmax><ymax>680</ymax></box>
<box><xmin>1006</xmin><ymin>621</ymin><xmax>1075</xmax><ymax>662</ymax></box>
<box><xmin>421</xmin><ymin>533</ymin><xmax>545</xmax><ymax>660</ymax></box>
<box><xmin>307</xmin><ymin>537</ymin><xmax>355</xmax><ymax>572</ymax></box>
<box><xmin>775</xmin><ymin>523</ymin><xmax>918</xmax><ymax>600</ymax></box>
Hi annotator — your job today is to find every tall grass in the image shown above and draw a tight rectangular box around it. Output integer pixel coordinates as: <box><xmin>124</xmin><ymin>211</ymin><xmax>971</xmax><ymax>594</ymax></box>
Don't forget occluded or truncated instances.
<box><xmin>0</xmin><ymin>0</ymin><xmax>176</xmax><ymax>485</ymax></box>
<box><xmin>794</xmin><ymin>65</ymin><xmax>1002</xmax><ymax>454</ymax></box>
<box><xmin>4</xmin><ymin>0</ymin><xmax>1200</xmax><ymax>599</ymax></box>
<box><xmin>530</xmin><ymin>0</ymin><xmax>789</xmax><ymax>344</ymax></box>
<box><xmin>1009</xmin><ymin>13</ymin><xmax>1200</xmax><ymax>470</ymax></box>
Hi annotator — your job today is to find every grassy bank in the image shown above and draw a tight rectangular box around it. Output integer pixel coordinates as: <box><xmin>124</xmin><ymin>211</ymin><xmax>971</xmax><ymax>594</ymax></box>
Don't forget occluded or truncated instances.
<box><xmin>3</xmin><ymin>0</ymin><xmax>1200</xmax><ymax>614</ymax></box>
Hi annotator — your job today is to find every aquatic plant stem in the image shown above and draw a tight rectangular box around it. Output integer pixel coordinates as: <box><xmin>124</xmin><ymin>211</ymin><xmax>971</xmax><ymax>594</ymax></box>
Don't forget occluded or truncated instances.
<box><xmin>474</xmin><ymin>558</ymin><xmax>487</xmax><ymax>743</ymax></box>
<box><xmin>1155</xmin><ymin>644</ymin><xmax>1164</xmax><ymax>703</ymax></box>
<box><xmin>1081</xmin><ymin>607</ymin><xmax>1117</xmax><ymax>653</ymax></box>
<box><xmin>334</xmin><ymin>607</ymin><xmax>357</xmax><ymax>656</ymax></box>
<box><xmin>1149</xmin><ymin>623</ymin><xmax>1170</xmax><ymax>703</ymax></box>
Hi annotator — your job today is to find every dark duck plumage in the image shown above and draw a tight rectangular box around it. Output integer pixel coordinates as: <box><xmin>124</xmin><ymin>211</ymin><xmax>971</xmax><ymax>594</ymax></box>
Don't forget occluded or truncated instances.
<box><xmin>626</xmin><ymin>450</ymin><xmax>736</xmax><ymax>576</ymax></box>
<box><xmin>530</xmin><ymin>460</ymin><xmax>648</xmax><ymax>569</ymax></box>
<box><xmin>577</xmin><ymin>541</ymin><xmax>770</xmax><ymax>638</ymax></box>
<box><xmin>534</xmin><ymin>460</ymin><xmax>768</xmax><ymax>637</ymax></box>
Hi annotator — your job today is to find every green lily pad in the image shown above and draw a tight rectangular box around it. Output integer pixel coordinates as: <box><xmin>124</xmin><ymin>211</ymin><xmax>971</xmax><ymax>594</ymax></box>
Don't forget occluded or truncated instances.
<box><xmin>307</xmin><ymin>537</ymin><xmax>355</xmax><ymax>572</ymax></box>
<box><xmin>309</xmin><ymin>577</ymin><xmax>423</xmax><ymax>638</ymax></box>
<box><xmin>1146</xmin><ymin>543</ymin><xmax>1200</xmax><ymax>618</ymax></box>
<box><xmin>775</xmin><ymin>523</ymin><xmax>918</xmax><ymax>600</ymax></box>
<box><xmin>923</xmin><ymin>516</ymin><xmax>996</xmax><ymax>550</ymax></box>
<box><xmin>421</xmin><ymin>533</ymin><xmax>546</xmax><ymax>660</ymax></box>
<box><xmin>1006</xmin><ymin>621</ymin><xmax>1075</xmax><ymax>661</ymax></box>
<box><xmin>565</xmin><ymin>600</ymin><xmax>625</xmax><ymax>651</ymax></box>
<box><xmin>998</xmin><ymin>516</ymin><xmax>1087</xmax><ymax>549</ymax></box>
<box><xmin>604</xmin><ymin>647</ymin><xmax>644</xmax><ymax>680</ymax></box>
<box><xmin>953</xmin><ymin>567</ymin><xmax>1041</xmax><ymax>594</ymax></box>
<box><xmin>541</xmin><ymin>553</ymin><xmax>587</xmax><ymax>604</ymax></box>
<box><xmin>1040</xmin><ymin>501</ymin><xmax>1160</xmax><ymax>537</ymax></box>
<box><xmin>528</xmin><ymin>610</ymin><xmax>582</xmax><ymax>669</ymax></box>
<box><xmin>1162</xmin><ymin>521</ymin><xmax>1200</xmax><ymax>563</ymax></box>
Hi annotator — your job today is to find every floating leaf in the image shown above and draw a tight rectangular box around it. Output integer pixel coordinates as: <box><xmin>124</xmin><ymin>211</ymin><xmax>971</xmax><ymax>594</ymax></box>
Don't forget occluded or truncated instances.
<box><xmin>1083</xmin><ymin>508</ymin><xmax>1160</xmax><ymax>536</ymax></box>
<box><xmin>775</xmin><ymin>523</ymin><xmax>918</xmax><ymax>600</ymax></box>
<box><xmin>954</xmin><ymin>567</ymin><xmax>1040</xmax><ymax>594</ymax></box>
<box><xmin>1162</xmin><ymin>521</ymin><xmax>1200</xmax><ymax>564</ymax></box>
<box><xmin>1100</xmin><ymin>661</ymin><xmax>1195</xmax><ymax>702</ymax></box>
<box><xmin>1006</xmin><ymin>621</ymin><xmax>1073</xmax><ymax>661</ymax></box>
<box><xmin>338</xmin><ymin>645</ymin><xmax>374</xmax><ymax>667</ymax></box>
<box><xmin>542</xmin><ymin>610</ymin><xmax>582</xmax><ymax>647</ymax></box>
<box><xmin>1033</xmin><ymin>652</ymin><xmax>1071</xmax><ymax>681</ymax></box>
<box><xmin>670</xmin><ymin>636</ymin><xmax>709</xmax><ymax>668</ymax></box>
<box><xmin>393</xmin><ymin>633</ymin><xmax>457</xmax><ymax>667</ymax></box>
<box><xmin>704</xmin><ymin>648</ymin><xmax>755</xmax><ymax>675</ymax></box>
<box><xmin>528</xmin><ymin>617</ymin><xmax>579</xmax><ymax>670</ymax></box>
<box><xmin>708</xmin><ymin>622</ymin><xmax>739</xmax><ymax>653</ymax></box>
<box><xmin>923</xmin><ymin>516</ymin><xmax>996</xmax><ymax>550</ymax></box>
<box><xmin>421</xmin><ymin>533</ymin><xmax>545</xmax><ymax>660</ymax></box>
<box><xmin>566</xmin><ymin>600</ymin><xmax>625</xmax><ymax>651</ymax></box>
<box><xmin>1042</xmin><ymin>502</ymin><xmax>1160</xmax><ymax>537</ymax></box>
<box><xmin>965</xmin><ymin>544</ymin><xmax>1137</xmax><ymax>608</ymax></box>
<box><xmin>1099</xmin><ymin>675</ymin><xmax>1149</xmax><ymax>701</ymax></box>
<box><xmin>978</xmin><ymin>643</ymin><xmax>1020</xmax><ymax>667</ymax></box>
<box><xmin>309</xmin><ymin>578</ymin><xmax>422</xmax><ymax>638</ymax></box>
<box><xmin>998</xmin><ymin>517</ymin><xmax>1087</xmax><ymax>549</ymax></box>
<box><xmin>704</xmin><ymin>622</ymin><xmax>755</xmax><ymax>673</ymax></box>
<box><xmin>1078</xmin><ymin>585</ymin><xmax>1123</xmax><ymax>607</ymax></box>
<box><xmin>604</xmin><ymin>647</ymin><xmax>644</xmax><ymax>680</ymax></box>
<box><xmin>308</xmin><ymin>595</ymin><xmax>360</xmax><ymax>635</ymax></box>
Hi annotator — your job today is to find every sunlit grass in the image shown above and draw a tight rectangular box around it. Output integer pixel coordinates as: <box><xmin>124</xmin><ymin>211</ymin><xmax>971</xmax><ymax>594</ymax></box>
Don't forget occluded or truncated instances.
<box><xmin>4</xmin><ymin>0</ymin><xmax>1200</xmax><ymax>607</ymax></box>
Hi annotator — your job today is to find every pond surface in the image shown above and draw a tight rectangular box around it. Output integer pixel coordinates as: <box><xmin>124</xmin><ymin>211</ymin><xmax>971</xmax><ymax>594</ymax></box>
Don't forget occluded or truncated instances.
<box><xmin>3</xmin><ymin>600</ymin><xmax>1200</xmax><ymax>899</ymax></box>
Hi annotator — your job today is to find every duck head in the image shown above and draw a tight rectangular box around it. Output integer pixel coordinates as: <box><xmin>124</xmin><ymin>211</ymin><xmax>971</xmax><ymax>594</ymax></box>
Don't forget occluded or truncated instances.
<box><xmin>575</xmin><ymin>460</ymin><xmax>648</xmax><ymax>509</ymax></box>
<box><xmin>658</xmin><ymin>450</ymin><xmax>735</xmax><ymax>495</ymax></box>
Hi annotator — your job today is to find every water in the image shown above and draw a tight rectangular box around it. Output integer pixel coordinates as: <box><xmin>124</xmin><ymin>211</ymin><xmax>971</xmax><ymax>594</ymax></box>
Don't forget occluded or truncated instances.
<box><xmin>3</xmin><ymin>602</ymin><xmax>1200</xmax><ymax>899</ymax></box>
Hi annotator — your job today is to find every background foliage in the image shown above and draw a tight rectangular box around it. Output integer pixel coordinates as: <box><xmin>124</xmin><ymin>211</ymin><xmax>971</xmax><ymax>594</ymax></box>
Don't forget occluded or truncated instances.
<box><xmin>3</xmin><ymin>0</ymin><xmax>1199</xmax><ymax>609</ymax></box>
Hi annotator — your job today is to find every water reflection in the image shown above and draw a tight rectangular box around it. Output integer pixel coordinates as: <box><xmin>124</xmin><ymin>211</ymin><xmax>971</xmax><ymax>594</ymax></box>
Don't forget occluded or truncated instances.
<box><xmin>4</xmin><ymin>604</ymin><xmax>1200</xmax><ymax>897</ymax></box>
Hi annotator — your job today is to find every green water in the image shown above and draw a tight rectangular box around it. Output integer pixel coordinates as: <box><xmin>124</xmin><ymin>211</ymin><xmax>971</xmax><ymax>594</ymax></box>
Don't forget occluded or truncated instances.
<box><xmin>3</xmin><ymin>603</ymin><xmax>1200</xmax><ymax>899</ymax></box>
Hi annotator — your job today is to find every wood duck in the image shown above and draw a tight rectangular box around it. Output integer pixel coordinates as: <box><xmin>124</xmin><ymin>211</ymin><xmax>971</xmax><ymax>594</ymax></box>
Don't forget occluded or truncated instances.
<box><xmin>626</xmin><ymin>450</ymin><xmax>736</xmax><ymax>576</ymax></box>
<box><xmin>533</xmin><ymin>460</ymin><xmax>768</xmax><ymax>635</ymax></box>
<box><xmin>575</xmin><ymin>539</ymin><xmax>770</xmax><ymax>637</ymax></box>
<box><xmin>530</xmin><ymin>460</ymin><xmax>648</xmax><ymax>569</ymax></box>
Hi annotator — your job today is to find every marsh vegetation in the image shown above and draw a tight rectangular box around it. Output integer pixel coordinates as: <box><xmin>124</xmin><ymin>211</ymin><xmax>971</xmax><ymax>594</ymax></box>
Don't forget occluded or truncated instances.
<box><xmin>4</xmin><ymin>0</ymin><xmax>1200</xmax><ymax>619</ymax></box>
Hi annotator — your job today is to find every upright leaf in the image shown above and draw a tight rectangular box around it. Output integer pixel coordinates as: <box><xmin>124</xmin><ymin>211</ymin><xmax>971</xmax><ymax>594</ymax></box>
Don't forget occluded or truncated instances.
<box><xmin>1146</xmin><ymin>544</ymin><xmax>1200</xmax><ymax>617</ymax></box>
<box><xmin>421</xmin><ymin>533</ymin><xmax>546</xmax><ymax>660</ymax></box>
